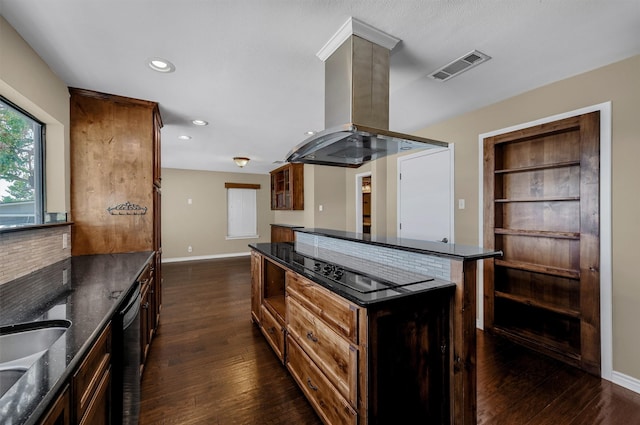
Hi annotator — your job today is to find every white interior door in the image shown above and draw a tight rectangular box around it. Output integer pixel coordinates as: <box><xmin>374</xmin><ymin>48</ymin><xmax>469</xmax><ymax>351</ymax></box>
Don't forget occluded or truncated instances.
<box><xmin>398</xmin><ymin>147</ymin><xmax>454</xmax><ymax>242</ymax></box>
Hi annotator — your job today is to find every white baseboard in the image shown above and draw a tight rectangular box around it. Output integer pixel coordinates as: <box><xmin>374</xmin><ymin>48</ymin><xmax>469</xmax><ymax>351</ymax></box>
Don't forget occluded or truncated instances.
<box><xmin>162</xmin><ymin>251</ymin><xmax>250</xmax><ymax>263</ymax></box>
<box><xmin>612</xmin><ymin>371</ymin><xmax>640</xmax><ymax>394</ymax></box>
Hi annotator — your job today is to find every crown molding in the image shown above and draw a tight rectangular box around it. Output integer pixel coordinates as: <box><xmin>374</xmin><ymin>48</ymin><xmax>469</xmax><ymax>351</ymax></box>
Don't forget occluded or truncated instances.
<box><xmin>316</xmin><ymin>17</ymin><xmax>401</xmax><ymax>62</ymax></box>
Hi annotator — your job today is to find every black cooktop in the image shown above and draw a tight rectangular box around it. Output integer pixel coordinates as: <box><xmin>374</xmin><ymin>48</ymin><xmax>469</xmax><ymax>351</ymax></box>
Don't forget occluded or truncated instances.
<box><xmin>293</xmin><ymin>254</ymin><xmax>434</xmax><ymax>294</ymax></box>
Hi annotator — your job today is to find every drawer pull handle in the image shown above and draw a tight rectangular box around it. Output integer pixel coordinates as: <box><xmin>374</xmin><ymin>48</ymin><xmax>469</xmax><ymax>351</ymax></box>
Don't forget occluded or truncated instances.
<box><xmin>307</xmin><ymin>378</ymin><xmax>318</xmax><ymax>391</ymax></box>
<box><xmin>142</xmin><ymin>302</ymin><xmax>150</xmax><ymax>309</ymax></box>
<box><xmin>267</xmin><ymin>327</ymin><xmax>276</xmax><ymax>334</ymax></box>
<box><xmin>306</xmin><ymin>331</ymin><xmax>318</xmax><ymax>343</ymax></box>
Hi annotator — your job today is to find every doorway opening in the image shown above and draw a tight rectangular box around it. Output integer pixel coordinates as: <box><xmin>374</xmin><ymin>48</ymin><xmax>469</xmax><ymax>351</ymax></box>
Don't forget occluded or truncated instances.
<box><xmin>355</xmin><ymin>172</ymin><xmax>372</xmax><ymax>234</ymax></box>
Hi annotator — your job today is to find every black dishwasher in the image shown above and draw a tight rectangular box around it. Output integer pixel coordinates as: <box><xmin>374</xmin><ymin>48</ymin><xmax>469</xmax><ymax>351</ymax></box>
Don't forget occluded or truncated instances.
<box><xmin>113</xmin><ymin>281</ymin><xmax>141</xmax><ymax>425</ymax></box>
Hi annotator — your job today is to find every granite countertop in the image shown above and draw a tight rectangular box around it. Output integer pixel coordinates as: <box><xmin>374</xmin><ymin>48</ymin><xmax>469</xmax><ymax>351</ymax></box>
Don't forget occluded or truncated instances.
<box><xmin>249</xmin><ymin>242</ymin><xmax>455</xmax><ymax>307</ymax></box>
<box><xmin>0</xmin><ymin>251</ymin><xmax>154</xmax><ymax>425</ymax></box>
<box><xmin>296</xmin><ymin>228</ymin><xmax>503</xmax><ymax>261</ymax></box>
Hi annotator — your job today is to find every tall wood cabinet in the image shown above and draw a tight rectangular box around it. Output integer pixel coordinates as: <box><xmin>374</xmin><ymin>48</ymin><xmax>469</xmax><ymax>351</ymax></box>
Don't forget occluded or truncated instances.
<box><xmin>70</xmin><ymin>87</ymin><xmax>163</xmax><ymax>373</ymax></box>
<box><xmin>483</xmin><ymin>112</ymin><xmax>600</xmax><ymax>374</ymax></box>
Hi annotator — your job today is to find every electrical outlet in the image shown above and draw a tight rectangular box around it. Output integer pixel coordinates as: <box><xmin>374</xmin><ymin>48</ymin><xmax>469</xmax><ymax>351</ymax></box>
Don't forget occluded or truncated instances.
<box><xmin>62</xmin><ymin>269</ymin><xmax>68</xmax><ymax>285</ymax></box>
<box><xmin>458</xmin><ymin>199</ymin><xmax>465</xmax><ymax>210</ymax></box>
<box><xmin>62</xmin><ymin>233</ymin><xmax>68</xmax><ymax>249</ymax></box>
<box><xmin>188</xmin><ymin>198</ymin><xmax>192</xmax><ymax>205</ymax></box>
<box><xmin>188</xmin><ymin>245</ymin><xmax>193</xmax><ymax>253</ymax></box>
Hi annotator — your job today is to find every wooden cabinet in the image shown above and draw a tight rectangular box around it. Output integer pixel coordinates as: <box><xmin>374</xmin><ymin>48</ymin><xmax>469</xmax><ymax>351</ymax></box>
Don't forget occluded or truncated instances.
<box><xmin>70</xmin><ymin>87</ymin><xmax>162</xmax><ymax>256</ymax></box>
<box><xmin>270</xmin><ymin>224</ymin><xmax>302</xmax><ymax>243</ymax></box>
<box><xmin>138</xmin><ymin>258</ymin><xmax>156</xmax><ymax>374</ymax></box>
<box><xmin>270</xmin><ymin>163</ymin><xmax>304</xmax><ymax>210</ymax></box>
<box><xmin>251</xmin><ymin>247</ymin><xmax>452</xmax><ymax>425</ymax></box>
<box><xmin>483</xmin><ymin>111</ymin><xmax>601</xmax><ymax>374</ymax></box>
<box><xmin>287</xmin><ymin>335</ymin><xmax>357</xmax><ymax>425</ymax></box>
<box><xmin>37</xmin><ymin>385</ymin><xmax>71</xmax><ymax>425</ymax></box>
<box><xmin>70</xmin><ymin>87</ymin><xmax>162</xmax><ymax>374</ymax></box>
<box><xmin>250</xmin><ymin>251</ymin><xmax>262</xmax><ymax>324</ymax></box>
<box><xmin>259</xmin><ymin>257</ymin><xmax>287</xmax><ymax>363</ymax></box>
<box><xmin>73</xmin><ymin>323</ymin><xmax>112</xmax><ymax>425</ymax></box>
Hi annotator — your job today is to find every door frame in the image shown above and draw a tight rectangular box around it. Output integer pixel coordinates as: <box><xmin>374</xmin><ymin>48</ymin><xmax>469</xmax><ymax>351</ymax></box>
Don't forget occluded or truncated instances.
<box><xmin>355</xmin><ymin>171</ymin><xmax>372</xmax><ymax>234</ymax></box>
<box><xmin>477</xmin><ymin>101</ymin><xmax>612</xmax><ymax>380</ymax></box>
<box><xmin>396</xmin><ymin>144</ymin><xmax>455</xmax><ymax>242</ymax></box>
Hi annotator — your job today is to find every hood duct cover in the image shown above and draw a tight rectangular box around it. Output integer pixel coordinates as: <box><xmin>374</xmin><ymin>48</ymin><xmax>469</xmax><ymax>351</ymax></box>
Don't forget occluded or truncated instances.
<box><xmin>287</xmin><ymin>20</ymin><xmax>447</xmax><ymax>168</ymax></box>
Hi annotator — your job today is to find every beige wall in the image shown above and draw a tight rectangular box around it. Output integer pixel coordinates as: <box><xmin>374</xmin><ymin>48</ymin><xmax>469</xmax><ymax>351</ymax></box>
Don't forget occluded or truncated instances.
<box><xmin>0</xmin><ymin>16</ymin><xmax>70</xmax><ymax>213</ymax></box>
<box><xmin>352</xmin><ymin>55</ymin><xmax>639</xmax><ymax>380</ymax></box>
<box><xmin>161</xmin><ymin>168</ymin><xmax>273</xmax><ymax>259</ymax></box>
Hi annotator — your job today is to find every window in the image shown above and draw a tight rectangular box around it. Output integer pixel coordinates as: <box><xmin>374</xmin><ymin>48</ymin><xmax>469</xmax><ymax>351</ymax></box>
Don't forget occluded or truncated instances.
<box><xmin>0</xmin><ymin>96</ymin><xmax>45</xmax><ymax>228</ymax></box>
<box><xmin>226</xmin><ymin>186</ymin><xmax>258</xmax><ymax>239</ymax></box>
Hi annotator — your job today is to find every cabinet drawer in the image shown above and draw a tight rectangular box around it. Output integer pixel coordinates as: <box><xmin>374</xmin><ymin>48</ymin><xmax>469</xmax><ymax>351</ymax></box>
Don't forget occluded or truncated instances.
<box><xmin>286</xmin><ymin>271</ymin><xmax>359</xmax><ymax>344</ymax></box>
<box><xmin>260</xmin><ymin>305</ymin><xmax>285</xmax><ymax>363</ymax></box>
<box><xmin>287</xmin><ymin>295</ymin><xmax>358</xmax><ymax>405</ymax></box>
<box><xmin>73</xmin><ymin>322</ymin><xmax>111</xmax><ymax>422</ymax></box>
<box><xmin>287</xmin><ymin>336</ymin><xmax>357</xmax><ymax>425</ymax></box>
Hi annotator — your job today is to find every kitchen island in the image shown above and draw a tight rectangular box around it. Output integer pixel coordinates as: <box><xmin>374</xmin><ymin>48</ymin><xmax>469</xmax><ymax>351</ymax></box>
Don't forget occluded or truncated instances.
<box><xmin>251</xmin><ymin>228</ymin><xmax>501</xmax><ymax>425</ymax></box>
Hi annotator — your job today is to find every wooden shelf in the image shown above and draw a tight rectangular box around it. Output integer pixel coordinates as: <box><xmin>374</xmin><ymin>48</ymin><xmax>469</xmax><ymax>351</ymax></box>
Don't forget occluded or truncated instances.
<box><xmin>494</xmin><ymin>228</ymin><xmax>580</xmax><ymax>240</ymax></box>
<box><xmin>495</xmin><ymin>196</ymin><xmax>580</xmax><ymax>203</ymax></box>
<box><xmin>495</xmin><ymin>160</ymin><xmax>580</xmax><ymax>174</ymax></box>
<box><xmin>491</xmin><ymin>326</ymin><xmax>581</xmax><ymax>363</ymax></box>
<box><xmin>495</xmin><ymin>259</ymin><xmax>580</xmax><ymax>279</ymax></box>
<box><xmin>263</xmin><ymin>296</ymin><xmax>286</xmax><ymax>322</ymax></box>
<box><xmin>495</xmin><ymin>291</ymin><xmax>581</xmax><ymax>318</ymax></box>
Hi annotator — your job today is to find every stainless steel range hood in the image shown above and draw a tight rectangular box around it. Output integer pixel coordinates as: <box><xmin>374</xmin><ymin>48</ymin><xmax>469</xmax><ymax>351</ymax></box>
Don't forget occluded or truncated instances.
<box><xmin>287</xmin><ymin>29</ymin><xmax>447</xmax><ymax>168</ymax></box>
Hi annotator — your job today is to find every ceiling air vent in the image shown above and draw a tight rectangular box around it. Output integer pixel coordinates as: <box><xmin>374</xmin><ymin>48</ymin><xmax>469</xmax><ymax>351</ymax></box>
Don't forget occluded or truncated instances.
<box><xmin>429</xmin><ymin>50</ymin><xmax>491</xmax><ymax>82</ymax></box>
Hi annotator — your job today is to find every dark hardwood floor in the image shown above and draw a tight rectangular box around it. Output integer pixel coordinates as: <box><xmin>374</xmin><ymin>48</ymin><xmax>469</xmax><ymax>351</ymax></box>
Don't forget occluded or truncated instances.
<box><xmin>140</xmin><ymin>257</ymin><xmax>640</xmax><ymax>424</ymax></box>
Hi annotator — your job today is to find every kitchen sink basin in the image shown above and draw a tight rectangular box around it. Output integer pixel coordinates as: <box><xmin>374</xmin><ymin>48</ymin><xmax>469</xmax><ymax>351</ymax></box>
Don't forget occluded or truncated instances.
<box><xmin>0</xmin><ymin>368</ymin><xmax>28</xmax><ymax>397</ymax></box>
<box><xmin>0</xmin><ymin>319</ymin><xmax>71</xmax><ymax>369</ymax></box>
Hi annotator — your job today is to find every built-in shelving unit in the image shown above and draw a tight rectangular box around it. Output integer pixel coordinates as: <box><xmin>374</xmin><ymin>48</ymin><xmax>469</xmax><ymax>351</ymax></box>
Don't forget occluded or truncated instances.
<box><xmin>483</xmin><ymin>112</ymin><xmax>601</xmax><ymax>374</ymax></box>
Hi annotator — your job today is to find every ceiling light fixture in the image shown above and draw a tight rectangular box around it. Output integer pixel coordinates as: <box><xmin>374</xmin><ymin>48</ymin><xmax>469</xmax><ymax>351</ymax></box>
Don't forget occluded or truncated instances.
<box><xmin>305</xmin><ymin>130</ymin><xmax>317</xmax><ymax>136</ymax></box>
<box><xmin>148</xmin><ymin>57</ymin><xmax>176</xmax><ymax>73</ymax></box>
<box><xmin>192</xmin><ymin>119</ymin><xmax>208</xmax><ymax>126</ymax></box>
<box><xmin>178</xmin><ymin>135</ymin><xmax>191</xmax><ymax>140</ymax></box>
<box><xmin>233</xmin><ymin>157</ymin><xmax>250</xmax><ymax>168</ymax></box>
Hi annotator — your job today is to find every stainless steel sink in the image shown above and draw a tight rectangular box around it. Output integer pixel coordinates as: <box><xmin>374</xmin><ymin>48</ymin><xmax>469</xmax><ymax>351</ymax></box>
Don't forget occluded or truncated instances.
<box><xmin>0</xmin><ymin>320</ymin><xmax>71</xmax><ymax>369</ymax></box>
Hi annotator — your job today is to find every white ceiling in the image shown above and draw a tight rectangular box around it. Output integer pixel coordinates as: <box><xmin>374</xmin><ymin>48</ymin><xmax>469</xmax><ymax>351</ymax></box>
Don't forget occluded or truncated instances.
<box><xmin>1</xmin><ymin>1</ymin><xmax>639</xmax><ymax>174</ymax></box>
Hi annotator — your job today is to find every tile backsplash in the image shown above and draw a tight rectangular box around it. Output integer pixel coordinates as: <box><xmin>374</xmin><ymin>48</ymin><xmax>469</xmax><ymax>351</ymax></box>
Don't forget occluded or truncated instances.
<box><xmin>0</xmin><ymin>225</ymin><xmax>71</xmax><ymax>285</ymax></box>
<box><xmin>295</xmin><ymin>232</ymin><xmax>451</xmax><ymax>281</ymax></box>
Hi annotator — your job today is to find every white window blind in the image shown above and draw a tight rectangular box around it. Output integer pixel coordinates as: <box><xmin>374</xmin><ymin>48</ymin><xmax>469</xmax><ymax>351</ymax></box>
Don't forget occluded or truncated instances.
<box><xmin>226</xmin><ymin>188</ymin><xmax>258</xmax><ymax>239</ymax></box>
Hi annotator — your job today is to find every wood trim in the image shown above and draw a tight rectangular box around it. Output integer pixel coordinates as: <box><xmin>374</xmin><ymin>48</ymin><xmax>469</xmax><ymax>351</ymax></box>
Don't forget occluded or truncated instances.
<box><xmin>224</xmin><ymin>183</ymin><xmax>261</xmax><ymax>189</ymax></box>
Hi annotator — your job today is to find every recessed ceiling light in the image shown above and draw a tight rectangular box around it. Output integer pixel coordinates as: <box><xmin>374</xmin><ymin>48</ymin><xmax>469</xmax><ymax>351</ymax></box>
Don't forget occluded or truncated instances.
<box><xmin>178</xmin><ymin>135</ymin><xmax>191</xmax><ymax>140</ymax></box>
<box><xmin>192</xmin><ymin>119</ymin><xmax>208</xmax><ymax>126</ymax></box>
<box><xmin>148</xmin><ymin>57</ymin><xmax>175</xmax><ymax>73</ymax></box>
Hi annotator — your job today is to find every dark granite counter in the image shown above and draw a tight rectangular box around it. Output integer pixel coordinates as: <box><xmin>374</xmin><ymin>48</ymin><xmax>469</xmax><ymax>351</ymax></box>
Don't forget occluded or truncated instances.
<box><xmin>249</xmin><ymin>242</ymin><xmax>455</xmax><ymax>307</ymax></box>
<box><xmin>295</xmin><ymin>228</ymin><xmax>502</xmax><ymax>261</ymax></box>
<box><xmin>0</xmin><ymin>251</ymin><xmax>154</xmax><ymax>425</ymax></box>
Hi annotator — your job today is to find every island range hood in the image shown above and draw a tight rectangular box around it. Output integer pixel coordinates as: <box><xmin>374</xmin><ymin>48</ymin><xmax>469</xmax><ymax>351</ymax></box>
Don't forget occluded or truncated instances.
<box><xmin>286</xmin><ymin>19</ymin><xmax>447</xmax><ymax>168</ymax></box>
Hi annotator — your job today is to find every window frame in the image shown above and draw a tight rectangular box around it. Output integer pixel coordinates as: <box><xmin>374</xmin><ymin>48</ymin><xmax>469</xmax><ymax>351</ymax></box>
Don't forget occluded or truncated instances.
<box><xmin>0</xmin><ymin>95</ymin><xmax>46</xmax><ymax>228</ymax></box>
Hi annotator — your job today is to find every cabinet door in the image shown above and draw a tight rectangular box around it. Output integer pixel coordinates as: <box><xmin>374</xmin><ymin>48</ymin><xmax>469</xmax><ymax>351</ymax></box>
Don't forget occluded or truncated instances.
<box><xmin>38</xmin><ymin>385</ymin><xmax>71</xmax><ymax>425</ymax></box>
<box><xmin>140</xmin><ymin>283</ymin><xmax>151</xmax><ymax>370</ymax></box>
<box><xmin>73</xmin><ymin>324</ymin><xmax>111</xmax><ymax>423</ymax></box>
<box><xmin>78</xmin><ymin>368</ymin><xmax>111</xmax><ymax>425</ymax></box>
<box><xmin>260</xmin><ymin>305</ymin><xmax>285</xmax><ymax>363</ymax></box>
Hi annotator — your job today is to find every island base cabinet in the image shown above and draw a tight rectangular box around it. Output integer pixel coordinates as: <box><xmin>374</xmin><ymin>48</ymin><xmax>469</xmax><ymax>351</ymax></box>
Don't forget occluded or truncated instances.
<box><xmin>260</xmin><ymin>305</ymin><xmax>285</xmax><ymax>363</ymax></box>
<box><xmin>367</xmin><ymin>295</ymin><xmax>451</xmax><ymax>425</ymax></box>
<box><xmin>287</xmin><ymin>336</ymin><xmax>357</xmax><ymax>425</ymax></box>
